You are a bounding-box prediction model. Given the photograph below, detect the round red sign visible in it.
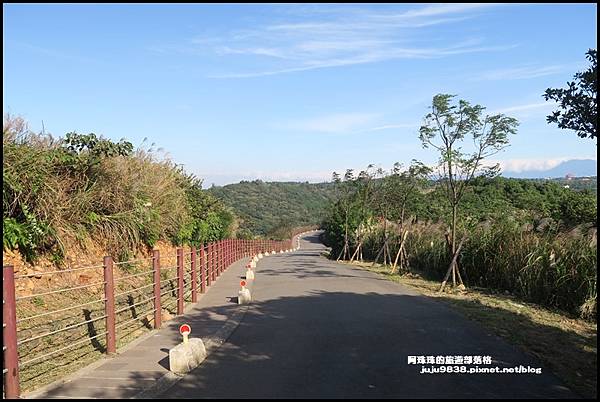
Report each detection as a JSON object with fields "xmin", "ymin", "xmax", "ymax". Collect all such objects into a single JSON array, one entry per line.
[
  {"xmin": 240, "ymin": 280, "xmax": 246, "ymax": 287},
  {"xmin": 179, "ymin": 324, "xmax": 191, "ymax": 334}
]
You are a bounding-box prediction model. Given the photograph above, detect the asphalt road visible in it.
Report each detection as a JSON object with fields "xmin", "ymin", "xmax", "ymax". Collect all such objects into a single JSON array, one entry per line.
[{"xmin": 164, "ymin": 232, "xmax": 576, "ymax": 399}]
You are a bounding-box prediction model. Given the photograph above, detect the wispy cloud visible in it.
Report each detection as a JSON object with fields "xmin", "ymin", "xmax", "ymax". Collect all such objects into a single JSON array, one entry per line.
[
  {"xmin": 473, "ymin": 64, "xmax": 578, "ymax": 81},
  {"xmin": 209, "ymin": 41, "xmax": 516, "ymax": 78},
  {"xmin": 6, "ymin": 40, "xmax": 100, "ymax": 64},
  {"xmin": 274, "ymin": 113, "xmax": 381, "ymax": 134},
  {"xmin": 272, "ymin": 112, "xmax": 422, "ymax": 135},
  {"xmin": 355, "ymin": 123, "xmax": 420, "ymax": 133},
  {"xmin": 489, "ymin": 102, "xmax": 554, "ymax": 115},
  {"xmin": 153, "ymin": 3, "xmax": 515, "ymax": 78}
]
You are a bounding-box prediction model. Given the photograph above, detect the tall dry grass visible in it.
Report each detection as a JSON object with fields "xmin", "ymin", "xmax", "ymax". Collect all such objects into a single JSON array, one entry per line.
[
  {"xmin": 357, "ymin": 220, "xmax": 596, "ymax": 320},
  {"xmin": 3, "ymin": 114, "xmax": 229, "ymax": 263}
]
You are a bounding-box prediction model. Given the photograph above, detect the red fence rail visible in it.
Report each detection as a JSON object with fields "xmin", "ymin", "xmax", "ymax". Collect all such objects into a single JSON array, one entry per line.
[{"xmin": 1, "ymin": 234, "xmax": 309, "ymax": 399}]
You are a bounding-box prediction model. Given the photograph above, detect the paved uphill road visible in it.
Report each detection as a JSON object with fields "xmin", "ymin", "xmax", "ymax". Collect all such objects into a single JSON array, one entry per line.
[{"xmin": 164, "ymin": 232, "xmax": 576, "ymax": 399}]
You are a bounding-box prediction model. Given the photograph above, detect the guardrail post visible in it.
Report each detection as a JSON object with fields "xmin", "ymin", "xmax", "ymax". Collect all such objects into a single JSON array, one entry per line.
[
  {"xmin": 220, "ymin": 240, "xmax": 224, "ymax": 274},
  {"xmin": 152, "ymin": 250, "xmax": 161, "ymax": 329},
  {"xmin": 215, "ymin": 240, "xmax": 221, "ymax": 278},
  {"xmin": 176, "ymin": 248, "xmax": 184, "ymax": 315},
  {"xmin": 225, "ymin": 240, "xmax": 229, "ymax": 270},
  {"xmin": 227, "ymin": 239, "xmax": 230, "ymax": 268},
  {"xmin": 3, "ymin": 265, "xmax": 20, "ymax": 399},
  {"xmin": 191, "ymin": 247, "xmax": 197, "ymax": 303},
  {"xmin": 200, "ymin": 245, "xmax": 206, "ymax": 293},
  {"xmin": 223, "ymin": 240, "xmax": 227, "ymax": 270},
  {"xmin": 207, "ymin": 243, "xmax": 213, "ymax": 286},
  {"xmin": 103, "ymin": 256, "xmax": 116, "ymax": 355}
]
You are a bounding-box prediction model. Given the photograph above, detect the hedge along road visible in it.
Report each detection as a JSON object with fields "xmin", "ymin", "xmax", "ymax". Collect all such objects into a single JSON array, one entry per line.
[{"xmin": 163, "ymin": 231, "xmax": 576, "ymax": 399}]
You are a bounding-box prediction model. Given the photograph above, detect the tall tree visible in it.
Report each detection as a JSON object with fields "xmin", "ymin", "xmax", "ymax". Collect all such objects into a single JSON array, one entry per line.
[
  {"xmin": 419, "ymin": 94, "xmax": 518, "ymax": 291},
  {"xmin": 332, "ymin": 169, "xmax": 357, "ymax": 261},
  {"xmin": 543, "ymin": 49, "xmax": 597, "ymax": 140},
  {"xmin": 349, "ymin": 165, "xmax": 378, "ymax": 263}
]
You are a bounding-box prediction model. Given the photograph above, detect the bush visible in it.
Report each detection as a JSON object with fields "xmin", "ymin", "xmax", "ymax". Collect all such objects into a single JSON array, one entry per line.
[{"xmin": 3, "ymin": 114, "xmax": 237, "ymax": 262}]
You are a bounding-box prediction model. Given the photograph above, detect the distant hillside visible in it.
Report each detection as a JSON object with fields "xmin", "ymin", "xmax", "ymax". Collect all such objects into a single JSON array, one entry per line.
[
  {"xmin": 208, "ymin": 180, "xmax": 337, "ymax": 236},
  {"xmin": 504, "ymin": 159, "xmax": 597, "ymax": 179},
  {"xmin": 209, "ymin": 173, "xmax": 596, "ymax": 237}
]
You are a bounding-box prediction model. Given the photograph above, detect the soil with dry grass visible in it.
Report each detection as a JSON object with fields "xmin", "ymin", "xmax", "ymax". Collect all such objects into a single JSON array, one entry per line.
[
  {"xmin": 344, "ymin": 260, "xmax": 597, "ymax": 399},
  {"xmin": 3, "ymin": 241, "xmax": 186, "ymax": 394}
]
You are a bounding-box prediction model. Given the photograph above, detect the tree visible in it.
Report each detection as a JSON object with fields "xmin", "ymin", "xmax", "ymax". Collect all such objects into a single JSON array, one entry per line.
[
  {"xmin": 543, "ymin": 49, "xmax": 597, "ymax": 140},
  {"xmin": 419, "ymin": 94, "xmax": 518, "ymax": 291},
  {"xmin": 332, "ymin": 169, "xmax": 356, "ymax": 261},
  {"xmin": 349, "ymin": 165, "xmax": 378, "ymax": 263},
  {"xmin": 386, "ymin": 160, "xmax": 431, "ymax": 273}
]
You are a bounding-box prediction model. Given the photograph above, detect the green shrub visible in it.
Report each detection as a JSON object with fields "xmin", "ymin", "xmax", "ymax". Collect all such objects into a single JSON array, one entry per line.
[{"xmin": 3, "ymin": 114, "xmax": 236, "ymax": 262}]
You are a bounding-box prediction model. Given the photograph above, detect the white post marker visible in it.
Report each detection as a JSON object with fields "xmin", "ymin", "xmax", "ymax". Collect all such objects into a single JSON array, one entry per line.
[
  {"xmin": 246, "ymin": 263, "xmax": 255, "ymax": 280},
  {"xmin": 238, "ymin": 280, "xmax": 251, "ymax": 304},
  {"xmin": 169, "ymin": 323, "xmax": 207, "ymax": 374}
]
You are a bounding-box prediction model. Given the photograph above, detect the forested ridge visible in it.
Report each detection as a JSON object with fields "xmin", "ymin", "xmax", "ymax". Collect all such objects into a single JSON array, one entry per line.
[
  {"xmin": 209, "ymin": 176, "xmax": 596, "ymax": 237},
  {"xmin": 208, "ymin": 180, "xmax": 336, "ymax": 237}
]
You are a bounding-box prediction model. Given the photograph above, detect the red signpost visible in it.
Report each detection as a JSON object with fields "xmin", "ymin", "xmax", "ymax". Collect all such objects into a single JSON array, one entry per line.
[{"xmin": 179, "ymin": 324, "xmax": 191, "ymax": 335}]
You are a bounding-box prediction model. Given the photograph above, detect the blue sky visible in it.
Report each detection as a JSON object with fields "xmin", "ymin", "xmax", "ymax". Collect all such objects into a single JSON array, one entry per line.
[{"xmin": 3, "ymin": 3, "xmax": 597, "ymax": 187}]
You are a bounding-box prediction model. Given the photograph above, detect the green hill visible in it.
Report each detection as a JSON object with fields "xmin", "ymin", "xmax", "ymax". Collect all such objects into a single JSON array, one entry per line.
[
  {"xmin": 208, "ymin": 176, "xmax": 596, "ymax": 238},
  {"xmin": 208, "ymin": 180, "xmax": 337, "ymax": 236}
]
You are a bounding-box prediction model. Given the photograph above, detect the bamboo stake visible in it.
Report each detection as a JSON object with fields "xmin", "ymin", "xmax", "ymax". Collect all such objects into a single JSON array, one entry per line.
[{"xmin": 439, "ymin": 238, "xmax": 465, "ymax": 293}]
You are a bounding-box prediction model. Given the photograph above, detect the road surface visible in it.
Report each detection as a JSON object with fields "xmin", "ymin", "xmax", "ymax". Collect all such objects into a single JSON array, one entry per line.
[{"xmin": 164, "ymin": 232, "xmax": 575, "ymax": 399}]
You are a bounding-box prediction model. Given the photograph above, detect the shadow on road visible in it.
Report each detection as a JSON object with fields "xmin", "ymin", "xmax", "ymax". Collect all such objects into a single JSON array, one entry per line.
[{"xmin": 42, "ymin": 290, "xmax": 588, "ymax": 399}]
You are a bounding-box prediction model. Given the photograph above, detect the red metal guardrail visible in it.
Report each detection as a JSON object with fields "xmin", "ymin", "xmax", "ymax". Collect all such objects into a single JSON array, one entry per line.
[{"xmin": 2, "ymin": 234, "xmax": 307, "ymax": 399}]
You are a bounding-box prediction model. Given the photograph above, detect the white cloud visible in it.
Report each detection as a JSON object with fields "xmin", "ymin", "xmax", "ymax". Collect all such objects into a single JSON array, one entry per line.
[
  {"xmin": 474, "ymin": 64, "xmax": 575, "ymax": 81},
  {"xmin": 488, "ymin": 101, "xmax": 559, "ymax": 121},
  {"xmin": 274, "ymin": 113, "xmax": 380, "ymax": 134},
  {"xmin": 201, "ymin": 169, "xmax": 336, "ymax": 187},
  {"xmin": 356, "ymin": 123, "xmax": 419, "ymax": 132},
  {"xmin": 489, "ymin": 102, "xmax": 554, "ymax": 115},
  {"xmin": 156, "ymin": 3, "xmax": 515, "ymax": 78},
  {"xmin": 490, "ymin": 156, "xmax": 596, "ymax": 173},
  {"xmin": 396, "ymin": 3, "xmax": 497, "ymax": 19}
]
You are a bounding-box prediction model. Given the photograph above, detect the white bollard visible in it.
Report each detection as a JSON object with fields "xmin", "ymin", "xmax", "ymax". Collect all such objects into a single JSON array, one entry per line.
[
  {"xmin": 169, "ymin": 339, "xmax": 207, "ymax": 375},
  {"xmin": 246, "ymin": 268, "xmax": 255, "ymax": 280},
  {"xmin": 169, "ymin": 325, "xmax": 207, "ymax": 375},
  {"xmin": 238, "ymin": 281, "xmax": 251, "ymax": 304}
]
